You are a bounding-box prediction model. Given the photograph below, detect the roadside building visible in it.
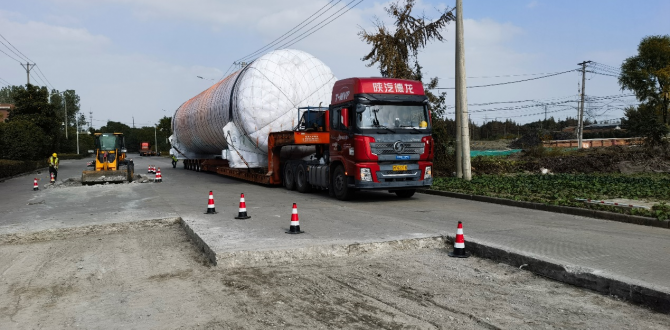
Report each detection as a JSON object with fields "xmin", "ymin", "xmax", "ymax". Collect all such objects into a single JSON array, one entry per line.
[{"xmin": 0, "ymin": 103, "xmax": 14, "ymax": 122}]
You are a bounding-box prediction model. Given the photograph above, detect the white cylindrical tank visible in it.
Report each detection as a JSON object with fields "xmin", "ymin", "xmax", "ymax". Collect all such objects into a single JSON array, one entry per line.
[{"xmin": 172, "ymin": 49, "xmax": 336, "ymax": 163}]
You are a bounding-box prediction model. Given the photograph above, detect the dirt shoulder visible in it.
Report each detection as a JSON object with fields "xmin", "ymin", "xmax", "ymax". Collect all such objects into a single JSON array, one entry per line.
[{"xmin": 1, "ymin": 224, "xmax": 669, "ymax": 329}]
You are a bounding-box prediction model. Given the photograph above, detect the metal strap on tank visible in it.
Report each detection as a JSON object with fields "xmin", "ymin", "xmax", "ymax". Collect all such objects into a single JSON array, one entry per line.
[{"xmin": 229, "ymin": 62, "xmax": 255, "ymax": 120}]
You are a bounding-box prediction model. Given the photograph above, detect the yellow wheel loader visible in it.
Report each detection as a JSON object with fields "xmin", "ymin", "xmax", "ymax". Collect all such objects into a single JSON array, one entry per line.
[{"xmin": 82, "ymin": 133, "xmax": 135, "ymax": 184}]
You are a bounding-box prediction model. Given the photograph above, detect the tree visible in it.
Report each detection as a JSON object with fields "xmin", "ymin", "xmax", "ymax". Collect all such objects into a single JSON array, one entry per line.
[
  {"xmin": 622, "ymin": 105, "xmax": 669, "ymax": 146},
  {"xmin": 8, "ymin": 84, "xmax": 60, "ymax": 150},
  {"xmin": 358, "ymin": 0, "xmax": 455, "ymax": 118},
  {"xmin": 0, "ymin": 120, "xmax": 47, "ymax": 160},
  {"xmin": 0, "ymin": 85, "xmax": 23, "ymax": 104},
  {"xmin": 619, "ymin": 35, "xmax": 670, "ymax": 125}
]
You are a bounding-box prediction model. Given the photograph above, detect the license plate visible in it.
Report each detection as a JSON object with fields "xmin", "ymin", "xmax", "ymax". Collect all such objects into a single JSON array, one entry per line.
[{"xmin": 392, "ymin": 165, "xmax": 408, "ymax": 171}]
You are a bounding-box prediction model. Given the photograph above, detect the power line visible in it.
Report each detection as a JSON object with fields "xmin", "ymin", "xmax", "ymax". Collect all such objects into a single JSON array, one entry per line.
[
  {"xmin": 220, "ymin": 0, "xmax": 343, "ymax": 79},
  {"xmin": 0, "ymin": 47, "xmax": 22, "ymax": 63},
  {"xmin": 34, "ymin": 64, "xmax": 55, "ymax": 90},
  {"xmin": 220, "ymin": 0, "xmax": 361, "ymax": 80},
  {"xmin": 0, "ymin": 77, "xmax": 11, "ymax": 85},
  {"xmin": 432, "ymin": 69, "xmax": 577, "ymax": 89},
  {"xmin": 235, "ymin": 0, "xmax": 341, "ymax": 64},
  {"xmin": 275, "ymin": 0, "xmax": 363, "ymax": 49},
  {"xmin": 447, "ymin": 71, "xmax": 571, "ymax": 79},
  {"xmin": 0, "ymin": 33, "xmax": 33, "ymax": 62}
]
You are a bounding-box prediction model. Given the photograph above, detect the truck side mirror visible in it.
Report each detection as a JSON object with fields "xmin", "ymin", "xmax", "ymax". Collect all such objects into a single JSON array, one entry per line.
[
  {"xmin": 341, "ymin": 108, "xmax": 349, "ymax": 128},
  {"xmin": 356, "ymin": 104, "xmax": 366, "ymax": 113}
]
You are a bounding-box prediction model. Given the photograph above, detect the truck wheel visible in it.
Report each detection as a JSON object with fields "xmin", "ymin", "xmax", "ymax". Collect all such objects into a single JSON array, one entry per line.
[
  {"xmin": 295, "ymin": 163, "xmax": 312, "ymax": 193},
  {"xmin": 395, "ymin": 189, "xmax": 416, "ymax": 198},
  {"xmin": 284, "ymin": 163, "xmax": 296, "ymax": 190},
  {"xmin": 332, "ymin": 166, "xmax": 352, "ymax": 201}
]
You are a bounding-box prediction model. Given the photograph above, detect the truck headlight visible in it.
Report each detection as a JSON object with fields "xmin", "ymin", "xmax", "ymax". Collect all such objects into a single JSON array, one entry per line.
[
  {"xmin": 424, "ymin": 166, "xmax": 432, "ymax": 180},
  {"xmin": 360, "ymin": 168, "xmax": 372, "ymax": 181}
]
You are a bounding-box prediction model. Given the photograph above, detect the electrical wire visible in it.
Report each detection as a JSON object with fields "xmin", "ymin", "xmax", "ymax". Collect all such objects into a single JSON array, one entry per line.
[
  {"xmin": 0, "ymin": 47, "xmax": 22, "ymax": 63},
  {"xmin": 275, "ymin": 0, "xmax": 363, "ymax": 49},
  {"xmin": 219, "ymin": 0, "xmax": 362, "ymax": 80},
  {"xmin": 235, "ymin": 0, "xmax": 341, "ymax": 64},
  {"xmin": 0, "ymin": 33, "xmax": 33, "ymax": 62},
  {"xmin": 34, "ymin": 65, "xmax": 55, "ymax": 90},
  {"xmin": 0, "ymin": 77, "xmax": 11, "ymax": 85},
  {"xmin": 431, "ymin": 69, "xmax": 577, "ymax": 89},
  {"xmin": 447, "ymin": 71, "xmax": 571, "ymax": 79}
]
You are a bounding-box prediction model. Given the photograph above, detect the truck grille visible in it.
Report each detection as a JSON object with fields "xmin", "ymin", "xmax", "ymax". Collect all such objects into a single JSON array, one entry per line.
[{"xmin": 370, "ymin": 142, "xmax": 424, "ymax": 155}]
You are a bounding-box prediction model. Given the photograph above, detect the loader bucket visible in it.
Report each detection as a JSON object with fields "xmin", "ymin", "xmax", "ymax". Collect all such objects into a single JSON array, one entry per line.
[{"xmin": 81, "ymin": 168, "xmax": 133, "ymax": 185}]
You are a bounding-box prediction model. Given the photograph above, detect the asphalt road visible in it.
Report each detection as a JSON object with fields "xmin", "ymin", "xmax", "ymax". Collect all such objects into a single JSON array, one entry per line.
[{"xmin": 1, "ymin": 154, "xmax": 669, "ymax": 295}]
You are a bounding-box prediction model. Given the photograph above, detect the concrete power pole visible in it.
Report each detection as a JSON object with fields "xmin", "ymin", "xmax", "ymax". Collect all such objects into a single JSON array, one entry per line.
[
  {"xmin": 455, "ymin": 0, "xmax": 471, "ymax": 180},
  {"xmin": 577, "ymin": 61, "xmax": 591, "ymax": 149},
  {"xmin": 20, "ymin": 62, "xmax": 35, "ymax": 85}
]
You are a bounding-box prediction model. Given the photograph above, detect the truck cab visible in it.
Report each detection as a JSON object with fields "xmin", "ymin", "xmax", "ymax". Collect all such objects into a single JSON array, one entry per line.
[{"xmin": 325, "ymin": 78, "xmax": 434, "ymax": 199}]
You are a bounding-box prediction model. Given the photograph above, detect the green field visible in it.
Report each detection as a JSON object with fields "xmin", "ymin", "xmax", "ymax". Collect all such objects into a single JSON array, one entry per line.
[{"xmin": 432, "ymin": 173, "xmax": 670, "ymax": 220}]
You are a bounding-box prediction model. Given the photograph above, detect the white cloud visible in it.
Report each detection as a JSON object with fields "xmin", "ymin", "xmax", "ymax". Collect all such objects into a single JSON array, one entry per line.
[{"xmin": 0, "ymin": 1, "xmax": 558, "ymax": 126}]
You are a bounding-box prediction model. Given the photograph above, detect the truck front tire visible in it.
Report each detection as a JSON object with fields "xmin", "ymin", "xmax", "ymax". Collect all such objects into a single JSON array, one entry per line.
[{"xmin": 332, "ymin": 165, "xmax": 352, "ymax": 201}]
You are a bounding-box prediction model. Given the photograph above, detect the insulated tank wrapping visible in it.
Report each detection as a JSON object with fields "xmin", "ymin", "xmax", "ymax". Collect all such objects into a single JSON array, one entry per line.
[{"xmin": 172, "ymin": 49, "xmax": 337, "ymax": 163}]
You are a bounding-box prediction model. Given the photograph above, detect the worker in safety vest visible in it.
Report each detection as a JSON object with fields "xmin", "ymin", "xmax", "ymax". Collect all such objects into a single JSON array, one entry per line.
[
  {"xmin": 171, "ymin": 154, "xmax": 178, "ymax": 168},
  {"xmin": 49, "ymin": 153, "xmax": 59, "ymax": 181}
]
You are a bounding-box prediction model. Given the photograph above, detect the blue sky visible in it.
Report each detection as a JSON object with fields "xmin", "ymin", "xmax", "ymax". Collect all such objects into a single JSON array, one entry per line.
[{"xmin": 1, "ymin": 0, "xmax": 668, "ymax": 127}]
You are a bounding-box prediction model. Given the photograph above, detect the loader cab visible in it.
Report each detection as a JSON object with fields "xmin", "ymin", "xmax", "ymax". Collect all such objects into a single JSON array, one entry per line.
[{"xmin": 95, "ymin": 133, "xmax": 126, "ymax": 152}]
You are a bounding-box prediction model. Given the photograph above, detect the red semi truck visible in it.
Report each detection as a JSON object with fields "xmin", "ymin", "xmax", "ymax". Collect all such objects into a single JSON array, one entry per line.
[
  {"xmin": 139, "ymin": 142, "xmax": 155, "ymax": 156},
  {"xmin": 180, "ymin": 77, "xmax": 434, "ymax": 200}
]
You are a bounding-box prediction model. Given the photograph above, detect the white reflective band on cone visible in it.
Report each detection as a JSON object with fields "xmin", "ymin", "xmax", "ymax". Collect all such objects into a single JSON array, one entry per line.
[
  {"xmin": 457, "ymin": 228, "xmax": 463, "ymax": 235},
  {"xmin": 239, "ymin": 208, "xmax": 246, "ymax": 212},
  {"xmin": 454, "ymin": 242, "xmax": 465, "ymax": 248}
]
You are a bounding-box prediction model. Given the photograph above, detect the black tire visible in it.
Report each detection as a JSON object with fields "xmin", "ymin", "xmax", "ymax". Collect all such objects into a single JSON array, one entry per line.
[
  {"xmin": 196, "ymin": 162, "xmax": 200, "ymax": 172},
  {"xmin": 284, "ymin": 163, "xmax": 296, "ymax": 190},
  {"xmin": 395, "ymin": 189, "xmax": 416, "ymax": 198},
  {"xmin": 332, "ymin": 165, "xmax": 353, "ymax": 201},
  {"xmin": 295, "ymin": 163, "xmax": 312, "ymax": 193}
]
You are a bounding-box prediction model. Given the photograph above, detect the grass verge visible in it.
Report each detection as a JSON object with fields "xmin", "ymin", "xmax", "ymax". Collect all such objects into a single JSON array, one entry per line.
[{"xmin": 432, "ymin": 173, "xmax": 670, "ymax": 220}]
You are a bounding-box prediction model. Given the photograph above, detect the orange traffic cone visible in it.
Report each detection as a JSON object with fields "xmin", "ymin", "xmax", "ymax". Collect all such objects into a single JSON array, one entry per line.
[
  {"xmin": 448, "ymin": 221, "xmax": 469, "ymax": 258},
  {"xmin": 235, "ymin": 193, "xmax": 251, "ymax": 219},
  {"xmin": 286, "ymin": 203, "xmax": 304, "ymax": 234},
  {"xmin": 50, "ymin": 172, "xmax": 55, "ymax": 183},
  {"xmin": 155, "ymin": 168, "xmax": 162, "ymax": 182},
  {"xmin": 205, "ymin": 191, "xmax": 217, "ymax": 214},
  {"xmin": 33, "ymin": 178, "xmax": 39, "ymax": 191}
]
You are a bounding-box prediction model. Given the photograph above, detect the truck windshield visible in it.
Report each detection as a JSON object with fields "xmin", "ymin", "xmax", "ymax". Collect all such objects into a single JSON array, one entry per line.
[
  {"xmin": 356, "ymin": 104, "xmax": 429, "ymax": 130},
  {"xmin": 99, "ymin": 135, "xmax": 118, "ymax": 151}
]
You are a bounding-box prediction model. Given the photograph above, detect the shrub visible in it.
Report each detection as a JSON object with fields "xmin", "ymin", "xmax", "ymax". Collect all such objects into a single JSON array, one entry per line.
[
  {"xmin": 0, "ymin": 159, "xmax": 43, "ymax": 179},
  {"xmin": 1, "ymin": 120, "xmax": 48, "ymax": 160}
]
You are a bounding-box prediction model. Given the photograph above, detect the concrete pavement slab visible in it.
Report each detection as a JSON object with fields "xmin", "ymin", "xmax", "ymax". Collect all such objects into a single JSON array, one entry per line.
[{"xmin": 1, "ymin": 154, "xmax": 669, "ymax": 310}]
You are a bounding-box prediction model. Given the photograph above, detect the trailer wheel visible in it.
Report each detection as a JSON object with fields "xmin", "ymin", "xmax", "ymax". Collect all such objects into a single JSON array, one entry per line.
[
  {"xmin": 395, "ymin": 189, "xmax": 415, "ymax": 198},
  {"xmin": 196, "ymin": 162, "xmax": 200, "ymax": 172},
  {"xmin": 284, "ymin": 163, "xmax": 296, "ymax": 190},
  {"xmin": 332, "ymin": 165, "xmax": 352, "ymax": 201},
  {"xmin": 295, "ymin": 163, "xmax": 312, "ymax": 193}
]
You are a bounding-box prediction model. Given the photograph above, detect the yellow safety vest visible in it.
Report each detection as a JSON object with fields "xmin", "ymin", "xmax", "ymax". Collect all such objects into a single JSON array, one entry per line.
[{"xmin": 49, "ymin": 156, "xmax": 59, "ymax": 169}]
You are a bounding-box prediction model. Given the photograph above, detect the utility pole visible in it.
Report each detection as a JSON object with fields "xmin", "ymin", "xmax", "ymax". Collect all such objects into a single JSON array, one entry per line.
[
  {"xmin": 133, "ymin": 117, "xmax": 135, "ymax": 128},
  {"xmin": 64, "ymin": 95, "xmax": 68, "ymax": 139},
  {"xmin": 20, "ymin": 62, "xmax": 34, "ymax": 85},
  {"xmin": 89, "ymin": 111, "xmax": 93, "ymax": 130},
  {"xmin": 76, "ymin": 115, "xmax": 79, "ymax": 154},
  {"xmin": 455, "ymin": 0, "xmax": 471, "ymax": 180},
  {"xmin": 154, "ymin": 125, "xmax": 158, "ymax": 156},
  {"xmin": 577, "ymin": 60, "xmax": 591, "ymax": 149}
]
